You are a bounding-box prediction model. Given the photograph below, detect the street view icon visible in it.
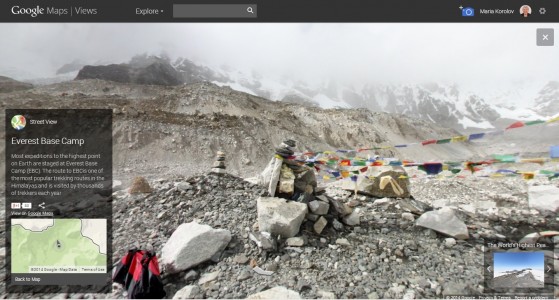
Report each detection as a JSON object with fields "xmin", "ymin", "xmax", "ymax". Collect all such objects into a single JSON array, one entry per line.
[{"xmin": 11, "ymin": 115, "xmax": 26, "ymax": 130}]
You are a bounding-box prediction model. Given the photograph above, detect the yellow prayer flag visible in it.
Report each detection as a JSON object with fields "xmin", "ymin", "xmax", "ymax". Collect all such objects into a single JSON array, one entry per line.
[
  {"xmin": 341, "ymin": 171, "xmax": 350, "ymax": 178},
  {"xmin": 451, "ymin": 136, "xmax": 468, "ymax": 143},
  {"xmin": 547, "ymin": 116, "xmax": 559, "ymax": 123},
  {"xmin": 521, "ymin": 172, "xmax": 535, "ymax": 180}
]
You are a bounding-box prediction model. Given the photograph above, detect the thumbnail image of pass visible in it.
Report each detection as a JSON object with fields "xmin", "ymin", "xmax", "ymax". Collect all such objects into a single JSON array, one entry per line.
[{"xmin": 11, "ymin": 219, "xmax": 107, "ymax": 274}]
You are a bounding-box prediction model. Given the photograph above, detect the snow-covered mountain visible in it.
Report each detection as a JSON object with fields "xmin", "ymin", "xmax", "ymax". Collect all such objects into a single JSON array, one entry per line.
[
  {"xmin": 169, "ymin": 57, "xmax": 558, "ymax": 132},
  {"xmin": 493, "ymin": 268, "xmax": 545, "ymax": 288},
  {"xmin": 8, "ymin": 55, "xmax": 559, "ymax": 133}
]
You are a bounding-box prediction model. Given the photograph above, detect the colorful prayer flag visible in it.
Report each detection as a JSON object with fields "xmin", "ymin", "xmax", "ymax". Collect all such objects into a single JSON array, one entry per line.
[
  {"xmin": 421, "ymin": 139, "xmax": 437, "ymax": 146},
  {"xmin": 468, "ymin": 133, "xmax": 485, "ymax": 141},
  {"xmin": 506, "ymin": 121, "xmax": 525, "ymax": 130},
  {"xmin": 525, "ymin": 120, "xmax": 545, "ymax": 126},
  {"xmin": 451, "ymin": 136, "xmax": 468, "ymax": 143},
  {"xmin": 340, "ymin": 159, "xmax": 351, "ymax": 166},
  {"xmin": 436, "ymin": 139, "xmax": 451, "ymax": 144}
]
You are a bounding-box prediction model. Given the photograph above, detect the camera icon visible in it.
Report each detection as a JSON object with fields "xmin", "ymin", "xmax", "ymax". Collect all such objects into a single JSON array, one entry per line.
[{"xmin": 462, "ymin": 7, "xmax": 475, "ymax": 17}]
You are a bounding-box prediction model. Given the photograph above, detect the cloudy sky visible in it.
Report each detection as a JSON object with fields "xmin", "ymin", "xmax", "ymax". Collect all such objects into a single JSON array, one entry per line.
[{"xmin": 0, "ymin": 23, "xmax": 557, "ymax": 90}]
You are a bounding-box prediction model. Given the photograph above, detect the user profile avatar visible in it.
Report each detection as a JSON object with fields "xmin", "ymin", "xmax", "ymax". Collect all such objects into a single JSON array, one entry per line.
[
  {"xmin": 11, "ymin": 115, "xmax": 26, "ymax": 130},
  {"xmin": 520, "ymin": 5, "xmax": 532, "ymax": 18}
]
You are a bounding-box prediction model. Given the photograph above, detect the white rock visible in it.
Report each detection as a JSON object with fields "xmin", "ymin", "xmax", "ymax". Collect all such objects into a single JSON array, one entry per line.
[
  {"xmin": 403, "ymin": 289, "xmax": 416, "ymax": 299},
  {"xmin": 336, "ymin": 238, "xmax": 350, "ymax": 246},
  {"xmin": 528, "ymin": 185, "xmax": 559, "ymax": 212},
  {"xmin": 112, "ymin": 180, "xmax": 124, "ymax": 191},
  {"xmin": 343, "ymin": 208, "xmax": 360, "ymax": 226},
  {"xmin": 173, "ymin": 285, "xmax": 200, "ymax": 299},
  {"xmin": 373, "ymin": 198, "xmax": 391, "ymax": 206},
  {"xmin": 286, "ymin": 237, "xmax": 305, "ymax": 247},
  {"xmin": 257, "ymin": 197, "xmax": 308, "ymax": 238},
  {"xmin": 444, "ymin": 238, "xmax": 456, "ymax": 248},
  {"xmin": 415, "ymin": 207, "xmax": 469, "ymax": 240},
  {"xmin": 247, "ymin": 286, "xmax": 301, "ymax": 299},
  {"xmin": 198, "ymin": 271, "xmax": 220, "ymax": 285},
  {"xmin": 317, "ymin": 290, "xmax": 336, "ymax": 299},
  {"xmin": 160, "ymin": 222, "xmax": 231, "ymax": 273}
]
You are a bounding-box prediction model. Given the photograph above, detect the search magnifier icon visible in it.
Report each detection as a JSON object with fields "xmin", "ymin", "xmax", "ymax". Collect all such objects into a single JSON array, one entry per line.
[{"xmin": 247, "ymin": 6, "xmax": 254, "ymax": 13}]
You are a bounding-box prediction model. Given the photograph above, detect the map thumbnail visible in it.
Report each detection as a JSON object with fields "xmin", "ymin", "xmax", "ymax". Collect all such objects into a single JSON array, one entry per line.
[{"xmin": 11, "ymin": 219, "xmax": 107, "ymax": 273}]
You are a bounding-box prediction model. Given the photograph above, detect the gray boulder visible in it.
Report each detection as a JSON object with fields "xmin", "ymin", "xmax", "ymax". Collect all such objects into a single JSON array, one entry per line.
[
  {"xmin": 342, "ymin": 208, "xmax": 360, "ymax": 226},
  {"xmin": 173, "ymin": 285, "xmax": 201, "ymax": 299},
  {"xmin": 337, "ymin": 166, "xmax": 410, "ymax": 198},
  {"xmin": 247, "ymin": 286, "xmax": 301, "ymax": 299},
  {"xmin": 308, "ymin": 200, "xmax": 329, "ymax": 215},
  {"xmin": 160, "ymin": 222, "xmax": 231, "ymax": 273},
  {"xmin": 415, "ymin": 207, "xmax": 469, "ymax": 239},
  {"xmin": 528, "ymin": 185, "xmax": 559, "ymax": 212},
  {"xmin": 257, "ymin": 197, "xmax": 307, "ymax": 238}
]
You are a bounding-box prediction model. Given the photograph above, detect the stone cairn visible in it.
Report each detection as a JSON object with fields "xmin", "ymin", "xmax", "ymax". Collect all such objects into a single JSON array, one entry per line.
[
  {"xmin": 275, "ymin": 139, "xmax": 296, "ymax": 158},
  {"xmin": 211, "ymin": 150, "xmax": 226, "ymax": 174}
]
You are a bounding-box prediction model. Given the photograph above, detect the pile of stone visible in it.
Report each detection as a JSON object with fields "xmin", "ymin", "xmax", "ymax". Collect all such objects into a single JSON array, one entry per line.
[
  {"xmin": 257, "ymin": 139, "xmax": 317, "ymax": 200},
  {"xmin": 211, "ymin": 150, "xmax": 226, "ymax": 174},
  {"xmin": 128, "ymin": 176, "xmax": 152, "ymax": 194},
  {"xmin": 275, "ymin": 139, "xmax": 296, "ymax": 159}
]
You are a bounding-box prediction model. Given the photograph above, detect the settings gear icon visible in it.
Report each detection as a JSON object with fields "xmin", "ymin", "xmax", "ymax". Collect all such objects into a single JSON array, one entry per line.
[{"xmin": 539, "ymin": 7, "xmax": 546, "ymax": 14}]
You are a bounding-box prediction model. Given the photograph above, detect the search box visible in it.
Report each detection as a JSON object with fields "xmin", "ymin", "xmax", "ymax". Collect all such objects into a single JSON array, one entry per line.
[{"xmin": 173, "ymin": 4, "xmax": 257, "ymax": 18}]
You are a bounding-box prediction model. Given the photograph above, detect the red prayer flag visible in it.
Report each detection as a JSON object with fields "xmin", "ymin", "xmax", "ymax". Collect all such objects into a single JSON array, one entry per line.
[
  {"xmin": 340, "ymin": 159, "xmax": 351, "ymax": 166},
  {"xmin": 505, "ymin": 121, "xmax": 525, "ymax": 130},
  {"xmin": 421, "ymin": 139, "xmax": 437, "ymax": 146}
]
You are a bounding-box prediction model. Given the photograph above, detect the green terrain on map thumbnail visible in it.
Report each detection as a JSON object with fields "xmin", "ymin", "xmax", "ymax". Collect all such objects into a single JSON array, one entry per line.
[{"xmin": 11, "ymin": 219, "xmax": 106, "ymax": 273}]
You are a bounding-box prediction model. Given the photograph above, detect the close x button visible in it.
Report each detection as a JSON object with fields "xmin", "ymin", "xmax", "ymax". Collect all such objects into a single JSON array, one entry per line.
[{"xmin": 537, "ymin": 28, "xmax": 554, "ymax": 46}]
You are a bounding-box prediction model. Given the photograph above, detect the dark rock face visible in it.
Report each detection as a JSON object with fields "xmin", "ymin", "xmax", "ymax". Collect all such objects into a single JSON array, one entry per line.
[
  {"xmin": 0, "ymin": 76, "xmax": 33, "ymax": 93},
  {"xmin": 75, "ymin": 60, "xmax": 183, "ymax": 86},
  {"xmin": 76, "ymin": 65, "xmax": 132, "ymax": 83}
]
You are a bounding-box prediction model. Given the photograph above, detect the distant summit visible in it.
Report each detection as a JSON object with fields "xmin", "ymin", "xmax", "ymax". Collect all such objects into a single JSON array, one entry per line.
[
  {"xmin": 75, "ymin": 56, "xmax": 183, "ymax": 86},
  {"xmin": 493, "ymin": 268, "xmax": 544, "ymax": 288}
]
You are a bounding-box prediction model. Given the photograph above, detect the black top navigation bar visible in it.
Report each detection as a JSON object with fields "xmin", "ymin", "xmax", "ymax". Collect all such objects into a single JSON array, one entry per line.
[{"xmin": 1, "ymin": 0, "xmax": 558, "ymax": 22}]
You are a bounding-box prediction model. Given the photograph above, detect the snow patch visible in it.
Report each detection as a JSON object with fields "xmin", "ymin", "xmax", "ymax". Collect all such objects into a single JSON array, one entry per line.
[
  {"xmin": 212, "ymin": 81, "xmax": 257, "ymax": 96},
  {"xmin": 312, "ymin": 94, "xmax": 351, "ymax": 109},
  {"xmin": 458, "ymin": 117, "xmax": 494, "ymax": 129}
]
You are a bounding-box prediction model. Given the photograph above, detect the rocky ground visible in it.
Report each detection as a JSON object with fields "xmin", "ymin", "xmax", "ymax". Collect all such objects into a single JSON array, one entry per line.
[
  {"xmin": 3, "ymin": 170, "xmax": 557, "ymax": 299},
  {"xmin": 0, "ymin": 78, "xmax": 558, "ymax": 299}
]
